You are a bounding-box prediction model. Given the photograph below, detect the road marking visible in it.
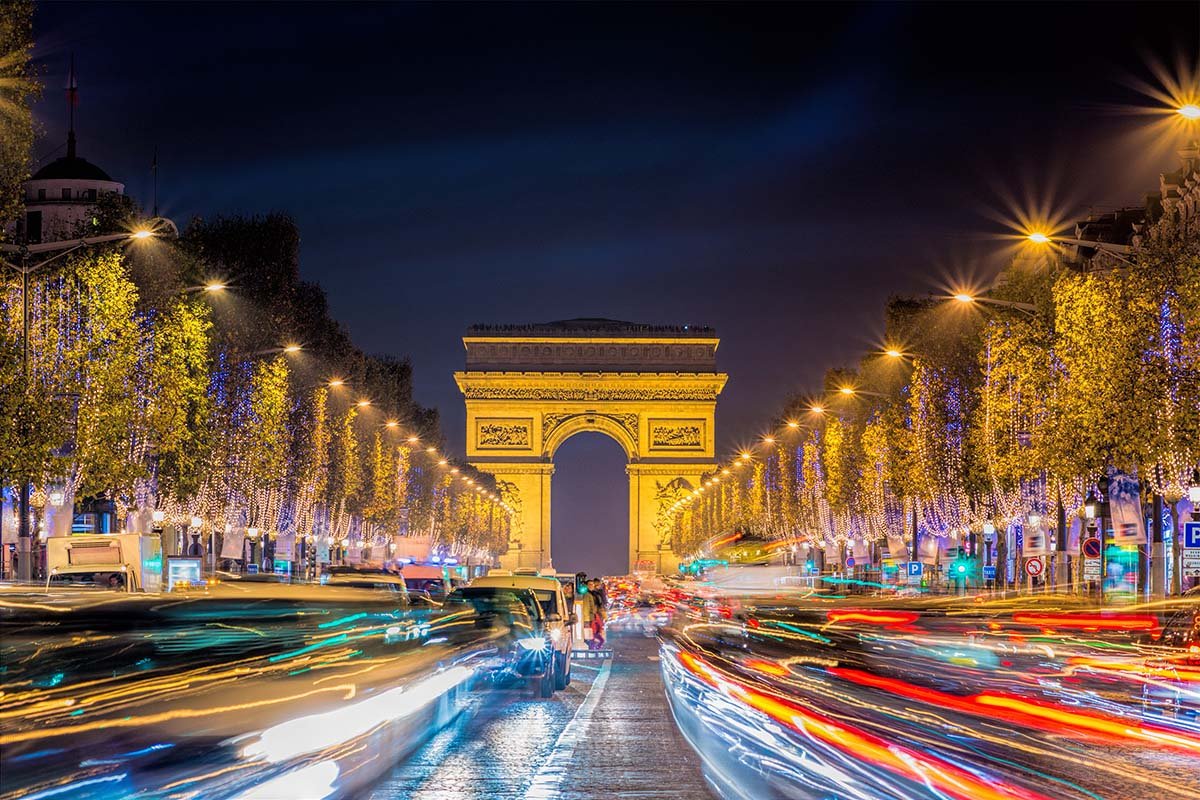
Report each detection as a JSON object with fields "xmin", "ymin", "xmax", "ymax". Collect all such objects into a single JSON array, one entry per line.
[{"xmin": 523, "ymin": 658, "xmax": 612, "ymax": 800}]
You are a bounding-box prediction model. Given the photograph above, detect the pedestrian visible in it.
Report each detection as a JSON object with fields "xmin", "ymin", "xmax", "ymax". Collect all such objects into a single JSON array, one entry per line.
[
  {"xmin": 577, "ymin": 577, "xmax": 599, "ymax": 649},
  {"xmin": 588, "ymin": 578, "xmax": 606, "ymax": 649}
]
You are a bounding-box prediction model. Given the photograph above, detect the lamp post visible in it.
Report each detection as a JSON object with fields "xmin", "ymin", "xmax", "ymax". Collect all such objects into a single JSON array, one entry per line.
[
  {"xmin": 1025, "ymin": 231, "xmax": 1136, "ymax": 268},
  {"xmin": 949, "ymin": 291, "xmax": 1040, "ymax": 318},
  {"xmin": 0, "ymin": 218, "xmax": 177, "ymax": 582}
]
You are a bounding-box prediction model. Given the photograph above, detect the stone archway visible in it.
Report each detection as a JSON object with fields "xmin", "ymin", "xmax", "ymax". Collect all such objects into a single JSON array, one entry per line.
[{"xmin": 454, "ymin": 319, "xmax": 727, "ymax": 574}]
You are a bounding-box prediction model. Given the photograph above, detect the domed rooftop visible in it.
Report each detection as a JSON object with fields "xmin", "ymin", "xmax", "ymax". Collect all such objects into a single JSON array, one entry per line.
[{"xmin": 31, "ymin": 154, "xmax": 115, "ymax": 182}]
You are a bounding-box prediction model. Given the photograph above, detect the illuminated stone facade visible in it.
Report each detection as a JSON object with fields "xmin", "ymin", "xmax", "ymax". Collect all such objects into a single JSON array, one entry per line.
[{"xmin": 455, "ymin": 319, "xmax": 727, "ymax": 574}]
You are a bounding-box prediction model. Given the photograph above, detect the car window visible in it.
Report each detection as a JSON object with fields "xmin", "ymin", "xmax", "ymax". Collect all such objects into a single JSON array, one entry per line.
[
  {"xmin": 533, "ymin": 589, "xmax": 558, "ymax": 616},
  {"xmin": 334, "ymin": 580, "xmax": 402, "ymax": 592}
]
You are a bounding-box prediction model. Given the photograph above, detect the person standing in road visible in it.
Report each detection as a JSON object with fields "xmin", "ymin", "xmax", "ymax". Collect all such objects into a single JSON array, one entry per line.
[
  {"xmin": 587, "ymin": 578, "xmax": 606, "ymax": 649},
  {"xmin": 577, "ymin": 575, "xmax": 599, "ymax": 648}
]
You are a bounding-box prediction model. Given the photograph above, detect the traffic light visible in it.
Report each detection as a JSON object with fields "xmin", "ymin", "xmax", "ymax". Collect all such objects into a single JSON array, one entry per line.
[{"xmin": 950, "ymin": 557, "xmax": 974, "ymax": 578}]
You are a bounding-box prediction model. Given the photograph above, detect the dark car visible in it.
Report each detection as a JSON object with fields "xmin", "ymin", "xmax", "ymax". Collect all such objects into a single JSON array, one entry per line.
[
  {"xmin": 1142, "ymin": 599, "xmax": 1200, "ymax": 718},
  {"xmin": 442, "ymin": 586, "xmax": 557, "ymax": 697}
]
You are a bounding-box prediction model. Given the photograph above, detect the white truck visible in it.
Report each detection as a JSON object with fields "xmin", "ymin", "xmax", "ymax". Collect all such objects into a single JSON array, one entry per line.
[{"xmin": 44, "ymin": 533, "xmax": 163, "ymax": 592}]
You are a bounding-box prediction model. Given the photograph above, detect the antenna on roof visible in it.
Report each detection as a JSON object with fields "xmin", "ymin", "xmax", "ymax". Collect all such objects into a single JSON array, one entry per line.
[
  {"xmin": 66, "ymin": 54, "xmax": 79, "ymax": 159},
  {"xmin": 152, "ymin": 145, "xmax": 158, "ymax": 216}
]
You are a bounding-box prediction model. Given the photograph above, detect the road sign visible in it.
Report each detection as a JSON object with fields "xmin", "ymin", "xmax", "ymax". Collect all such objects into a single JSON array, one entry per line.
[
  {"xmin": 1024, "ymin": 557, "xmax": 1044, "ymax": 578},
  {"xmin": 906, "ymin": 561, "xmax": 923, "ymax": 577},
  {"xmin": 845, "ymin": 556, "xmax": 855, "ymax": 568},
  {"xmin": 1183, "ymin": 549, "xmax": 1200, "ymax": 577},
  {"xmin": 1184, "ymin": 522, "xmax": 1200, "ymax": 549},
  {"xmin": 1083, "ymin": 557, "xmax": 1101, "ymax": 580},
  {"xmin": 982, "ymin": 565, "xmax": 996, "ymax": 580},
  {"xmin": 1081, "ymin": 537, "xmax": 1102, "ymax": 558}
]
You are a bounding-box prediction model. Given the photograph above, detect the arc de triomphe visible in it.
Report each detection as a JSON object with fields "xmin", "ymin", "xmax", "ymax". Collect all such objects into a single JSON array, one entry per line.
[{"xmin": 455, "ymin": 319, "xmax": 727, "ymax": 574}]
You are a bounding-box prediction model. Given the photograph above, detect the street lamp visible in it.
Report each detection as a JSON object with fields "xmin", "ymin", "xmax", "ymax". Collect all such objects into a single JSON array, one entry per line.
[
  {"xmin": 1025, "ymin": 231, "xmax": 1136, "ymax": 267},
  {"xmin": 1189, "ymin": 469, "xmax": 1200, "ymax": 504},
  {"xmin": 949, "ymin": 290, "xmax": 1040, "ymax": 317},
  {"xmin": 1178, "ymin": 103, "xmax": 1200, "ymax": 120},
  {"xmin": 0, "ymin": 217, "xmax": 178, "ymax": 582},
  {"xmin": 1084, "ymin": 492, "xmax": 1098, "ymax": 520}
]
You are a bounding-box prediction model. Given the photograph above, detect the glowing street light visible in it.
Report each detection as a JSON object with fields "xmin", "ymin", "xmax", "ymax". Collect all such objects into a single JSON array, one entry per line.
[
  {"xmin": 786, "ymin": 420, "xmax": 800, "ymax": 428},
  {"xmin": 283, "ymin": 344, "xmax": 303, "ymax": 354},
  {"xmin": 385, "ymin": 420, "xmax": 399, "ymax": 428},
  {"xmin": 1178, "ymin": 103, "xmax": 1200, "ymax": 120},
  {"xmin": 203, "ymin": 282, "xmax": 228, "ymax": 293},
  {"xmin": 948, "ymin": 290, "xmax": 1039, "ymax": 317},
  {"xmin": 131, "ymin": 229, "xmax": 154, "ymax": 240},
  {"xmin": 838, "ymin": 386, "xmax": 856, "ymax": 395},
  {"xmin": 327, "ymin": 378, "xmax": 345, "ymax": 388},
  {"xmin": 356, "ymin": 399, "xmax": 371, "ymax": 408},
  {"xmin": 810, "ymin": 405, "xmax": 825, "ymax": 414},
  {"xmin": 884, "ymin": 348, "xmax": 904, "ymax": 358},
  {"xmin": 1023, "ymin": 231, "xmax": 1135, "ymax": 267}
]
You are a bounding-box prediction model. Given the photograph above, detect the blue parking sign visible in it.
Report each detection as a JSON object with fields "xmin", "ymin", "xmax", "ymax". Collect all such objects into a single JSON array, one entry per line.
[
  {"xmin": 906, "ymin": 561, "xmax": 923, "ymax": 577},
  {"xmin": 983, "ymin": 565, "xmax": 996, "ymax": 580},
  {"xmin": 1185, "ymin": 521, "xmax": 1200, "ymax": 549}
]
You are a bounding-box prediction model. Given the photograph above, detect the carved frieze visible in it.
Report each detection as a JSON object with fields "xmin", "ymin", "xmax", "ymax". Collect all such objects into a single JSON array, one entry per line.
[
  {"xmin": 462, "ymin": 385, "xmax": 721, "ymax": 401},
  {"xmin": 649, "ymin": 419, "xmax": 705, "ymax": 450},
  {"xmin": 464, "ymin": 341, "xmax": 717, "ymax": 371},
  {"xmin": 476, "ymin": 418, "xmax": 532, "ymax": 449}
]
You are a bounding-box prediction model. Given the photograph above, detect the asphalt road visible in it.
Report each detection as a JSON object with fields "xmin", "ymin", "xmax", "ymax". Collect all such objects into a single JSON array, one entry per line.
[{"xmin": 370, "ymin": 631, "xmax": 718, "ymax": 800}]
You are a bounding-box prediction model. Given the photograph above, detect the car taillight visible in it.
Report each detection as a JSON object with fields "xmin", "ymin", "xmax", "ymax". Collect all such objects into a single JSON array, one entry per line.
[{"xmin": 1188, "ymin": 643, "xmax": 1199, "ymax": 654}]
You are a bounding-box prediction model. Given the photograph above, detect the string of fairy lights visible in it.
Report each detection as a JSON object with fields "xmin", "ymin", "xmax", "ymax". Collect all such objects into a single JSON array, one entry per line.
[{"xmin": 290, "ymin": 373, "xmax": 515, "ymax": 521}]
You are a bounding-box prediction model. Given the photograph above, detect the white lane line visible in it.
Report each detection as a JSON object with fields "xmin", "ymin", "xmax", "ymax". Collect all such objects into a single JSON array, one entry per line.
[{"xmin": 523, "ymin": 658, "xmax": 613, "ymax": 800}]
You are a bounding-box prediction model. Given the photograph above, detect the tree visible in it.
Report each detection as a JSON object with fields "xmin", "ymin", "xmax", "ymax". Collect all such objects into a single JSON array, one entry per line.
[{"xmin": 0, "ymin": 0, "xmax": 36, "ymax": 235}]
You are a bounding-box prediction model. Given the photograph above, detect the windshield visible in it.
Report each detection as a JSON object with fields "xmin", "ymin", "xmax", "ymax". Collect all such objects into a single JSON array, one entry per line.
[{"xmin": 446, "ymin": 588, "xmax": 541, "ymax": 620}]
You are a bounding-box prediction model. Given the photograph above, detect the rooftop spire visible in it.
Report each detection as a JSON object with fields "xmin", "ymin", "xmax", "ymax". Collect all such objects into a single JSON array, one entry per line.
[{"xmin": 66, "ymin": 54, "xmax": 78, "ymax": 159}]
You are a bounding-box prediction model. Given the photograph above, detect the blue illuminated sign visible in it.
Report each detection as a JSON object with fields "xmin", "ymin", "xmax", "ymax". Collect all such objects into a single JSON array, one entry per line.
[{"xmin": 1183, "ymin": 521, "xmax": 1200, "ymax": 549}]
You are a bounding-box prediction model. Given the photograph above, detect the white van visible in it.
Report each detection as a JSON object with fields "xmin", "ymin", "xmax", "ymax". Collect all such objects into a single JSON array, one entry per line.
[
  {"xmin": 44, "ymin": 533, "xmax": 163, "ymax": 592},
  {"xmin": 470, "ymin": 570, "xmax": 575, "ymax": 689}
]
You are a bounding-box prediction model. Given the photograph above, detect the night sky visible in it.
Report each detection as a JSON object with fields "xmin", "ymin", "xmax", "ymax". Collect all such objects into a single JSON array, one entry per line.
[{"xmin": 27, "ymin": 2, "xmax": 1198, "ymax": 575}]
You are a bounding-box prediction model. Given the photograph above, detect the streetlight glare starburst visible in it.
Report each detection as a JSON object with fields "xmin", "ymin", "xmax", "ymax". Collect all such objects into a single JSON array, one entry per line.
[
  {"xmin": 1178, "ymin": 103, "xmax": 1200, "ymax": 119},
  {"xmin": 203, "ymin": 282, "xmax": 228, "ymax": 293},
  {"xmin": 131, "ymin": 229, "xmax": 154, "ymax": 240},
  {"xmin": 953, "ymin": 292, "xmax": 975, "ymax": 304},
  {"xmin": 1026, "ymin": 231, "xmax": 1051, "ymax": 244}
]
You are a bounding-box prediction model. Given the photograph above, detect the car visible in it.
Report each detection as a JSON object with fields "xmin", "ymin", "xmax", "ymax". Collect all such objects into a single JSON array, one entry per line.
[
  {"xmin": 470, "ymin": 570, "xmax": 575, "ymax": 690},
  {"xmin": 443, "ymin": 585, "xmax": 560, "ymax": 697},
  {"xmin": 322, "ymin": 567, "xmax": 411, "ymax": 602},
  {"xmin": 1142, "ymin": 599, "xmax": 1200, "ymax": 718}
]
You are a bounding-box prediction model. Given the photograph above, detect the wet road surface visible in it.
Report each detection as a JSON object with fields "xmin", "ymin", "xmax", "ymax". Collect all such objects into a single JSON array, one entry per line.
[{"xmin": 370, "ymin": 631, "xmax": 717, "ymax": 800}]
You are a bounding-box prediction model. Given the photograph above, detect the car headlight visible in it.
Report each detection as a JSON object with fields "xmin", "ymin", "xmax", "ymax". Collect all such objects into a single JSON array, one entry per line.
[{"xmin": 517, "ymin": 636, "xmax": 549, "ymax": 652}]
